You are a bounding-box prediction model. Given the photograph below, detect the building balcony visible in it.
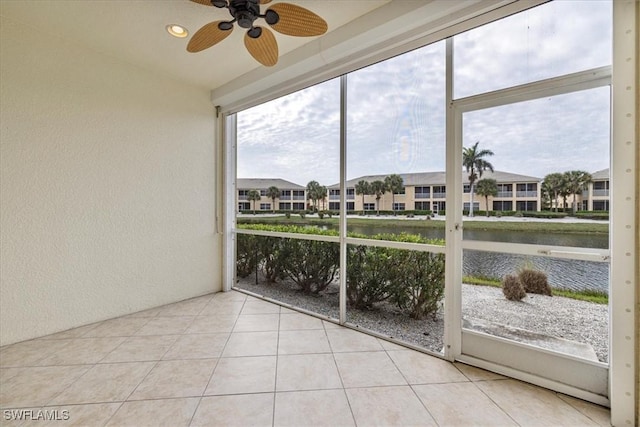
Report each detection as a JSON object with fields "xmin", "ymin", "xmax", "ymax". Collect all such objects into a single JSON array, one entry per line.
[
  {"xmin": 329, "ymin": 195, "xmax": 340, "ymax": 200},
  {"xmin": 238, "ymin": 195, "xmax": 248, "ymax": 200},
  {"xmin": 432, "ymin": 192, "xmax": 446, "ymax": 199},
  {"xmin": 415, "ymin": 194, "xmax": 431, "ymax": 199},
  {"xmin": 496, "ymin": 191, "xmax": 513, "ymax": 198},
  {"xmin": 292, "ymin": 196, "xmax": 305, "ymax": 200},
  {"xmin": 516, "ymin": 191, "xmax": 537, "ymax": 198},
  {"xmin": 0, "ymin": 290, "xmax": 610, "ymax": 426},
  {"xmin": 593, "ymin": 189, "xmax": 609, "ymax": 197}
]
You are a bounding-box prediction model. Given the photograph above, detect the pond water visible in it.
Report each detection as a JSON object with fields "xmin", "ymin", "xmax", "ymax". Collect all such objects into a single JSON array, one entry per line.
[{"xmin": 340, "ymin": 223, "xmax": 610, "ymax": 294}]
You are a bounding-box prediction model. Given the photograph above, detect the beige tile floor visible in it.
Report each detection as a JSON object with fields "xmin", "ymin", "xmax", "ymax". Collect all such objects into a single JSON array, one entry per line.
[{"xmin": 0, "ymin": 291, "xmax": 611, "ymax": 427}]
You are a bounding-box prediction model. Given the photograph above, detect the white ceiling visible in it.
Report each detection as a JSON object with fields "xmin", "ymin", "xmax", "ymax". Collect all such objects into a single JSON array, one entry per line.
[{"xmin": 0, "ymin": 0, "xmax": 389, "ymax": 91}]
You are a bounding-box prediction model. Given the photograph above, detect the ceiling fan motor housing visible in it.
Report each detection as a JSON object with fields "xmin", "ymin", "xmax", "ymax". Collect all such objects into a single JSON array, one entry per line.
[{"xmin": 229, "ymin": 0, "xmax": 260, "ymax": 28}]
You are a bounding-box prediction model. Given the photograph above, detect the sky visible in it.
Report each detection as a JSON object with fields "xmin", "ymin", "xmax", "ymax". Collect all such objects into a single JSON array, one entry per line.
[{"xmin": 237, "ymin": 0, "xmax": 612, "ymax": 187}]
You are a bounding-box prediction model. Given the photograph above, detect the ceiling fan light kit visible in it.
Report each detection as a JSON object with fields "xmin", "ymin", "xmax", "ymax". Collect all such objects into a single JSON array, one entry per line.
[{"xmin": 187, "ymin": 0, "xmax": 327, "ymax": 66}]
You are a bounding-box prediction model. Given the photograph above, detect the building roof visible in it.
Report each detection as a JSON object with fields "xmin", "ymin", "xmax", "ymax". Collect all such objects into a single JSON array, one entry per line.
[
  {"xmin": 237, "ymin": 178, "xmax": 305, "ymax": 190},
  {"xmin": 328, "ymin": 170, "xmax": 542, "ymax": 189},
  {"xmin": 591, "ymin": 168, "xmax": 610, "ymax": 180}
]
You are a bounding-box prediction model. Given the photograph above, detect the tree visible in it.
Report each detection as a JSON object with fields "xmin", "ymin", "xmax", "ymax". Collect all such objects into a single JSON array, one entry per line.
[
  {"xmin": 475, "ymin": 178, "xmax": 498, "ymax": 217},
  {"xmin": 266, "ymin": 186, "xmax": 280, "ymax": 213},
  {"xmin": 370, "ymin": 180, "xmax": 386, "ymax": 215},
  {"xmin": 306, "ymin": 180, "xmax": 322, "ymax": 212},
  {"xmin": 542, "ymin": 173, "xmax": 565, "ymax": 212},
  {"xmin": 355, "ymin": 180, "xmax": 370, "ymax": 214},
  {"xmin": 563, "ymin": 170, "xmax": 592, "ymax": 214},
  {"xmin": 247, "ymin": 189, "xmax": 261, "ymax": 214},
  {"xmin": 384, "ymin": 174, "xmax": 404, "ymax": 214},
  {"xmin": 319, "ymin": 185, "xmax": 327, "ymax": 211},
  {"xmin": 463, "ymin": 141, "xmax": 494, "ymax": 217}
]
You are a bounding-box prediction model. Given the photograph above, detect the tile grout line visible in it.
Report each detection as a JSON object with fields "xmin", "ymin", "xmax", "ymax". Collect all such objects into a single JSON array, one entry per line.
[{"xmin": 189, "ymin": 292, "xmax": 247, "ymax": 426}]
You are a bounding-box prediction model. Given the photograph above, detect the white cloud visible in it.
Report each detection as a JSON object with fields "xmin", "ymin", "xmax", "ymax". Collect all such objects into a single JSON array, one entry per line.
[{"xmin": 237, "ymin": 1, "xmax": 611, "ymax": 186}]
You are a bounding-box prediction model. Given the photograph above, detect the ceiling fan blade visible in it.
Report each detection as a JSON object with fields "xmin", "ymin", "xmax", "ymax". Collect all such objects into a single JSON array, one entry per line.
[
  {"xmin": 190, "ymin": 0, "xmax": 215, "ymax": 6},
  {"xmin": 268, "ymin": 3, "xmax": 328, "ymax": 37},
  {"xmin": 244, "ymin": 26, "xmax": 278, "ymax": 67},
  {"xmin": 187, "ymin": 21, "xmax": 233, "ymax": 53}
]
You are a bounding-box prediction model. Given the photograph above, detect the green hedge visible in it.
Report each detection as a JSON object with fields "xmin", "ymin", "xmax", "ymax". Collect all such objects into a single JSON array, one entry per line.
[
  {"xmin": 237, "ymin": 225, "xmax": 445, "ymax": 319},
  {"xmin": 522, "ymin": 211, "xmax": 568, "ymax": 218},
  {"xmin": 575, "ymin": 211, "xmax": 609, "ymax": 220}
]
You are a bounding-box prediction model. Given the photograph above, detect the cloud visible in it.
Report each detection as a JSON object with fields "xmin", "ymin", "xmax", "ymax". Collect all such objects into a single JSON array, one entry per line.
[{"xmin": 237, "ymin": 1, "xmax": 611, "ymax": 186}]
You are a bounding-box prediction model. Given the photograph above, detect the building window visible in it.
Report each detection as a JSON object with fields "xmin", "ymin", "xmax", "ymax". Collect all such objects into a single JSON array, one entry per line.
[
  {"xmin": 463, "ymin": 184, "xmax": 471, "ymax": 193},
  {"xmin": 415, "ymin": 186, "xmax": 430, "ymax": 199},
  {"xmin": 496, "ymin": 184, "xmax": 513, "ymax": 198},
  {"xmin": 259, "ymin": 189, "xmax": 267, "ymax": 196},
  {"xmin": 393, "ymin": 203, "xmax": 405, "ymax": 211},
  {"xmin": 364, "ymin": 203, "xmax": 375, "ymax": 211},
  {"xmin": 238, "ymin": 190, "xmax": 249, "ymax": 200},
  {"xmin": 238, "ymin": 202, "xmax": 250, "ymax": 211},
  {"xmin": 279, "ymin": 202, "xmax": 291, "ymax": 210},
  {"xmin": 292, "ymin": 190, "xmax": 305, "ymax": 200},
  {"xmin": 463, "ymin": 202, "xmax": 480, "ymax": 211},
  {"xmin": 260, "ymin": 203, "xmax": 271, "ymax": 210},
  {"xmin": 329, "ymin": 189, "xmax": 340, "ymax": 200},
  {"xmin": 414, "ymin": 201, "xmax": 430, "ymax": 210},
  {"xmin": 432, "ymin": 186, "xmax": 446, "ymax": 198},
  {"xmin": 516, "ymin": 201, "xmax": 536, "ymax": 211},
  {"xmin": 280, "ymin": 190, "xmax": 291, "ymax": 199},
  {"xmin": 394, "ymin": 188, "xmax": 406, "ymax": 195},
  {"xmin": 432, "ymin": 201, "xmax": 446, "ymax": 213},
  {"xmin": 346, "ymin": 188, "xmax": 355, "ymax": 199},
  {"xmin": 516, "ymin": 183, "xmax": 537, "ymax": 197},
  {"xmin": 346, "ymin": 202, "xmax": 355, "ymax": 211},
  {"xmin": 593, "ymin": 200, "xmax": 609, "ymax": 211},
  {"xmin": 329, "ymin": 202, "xmax": 340, "ymax": 210},
  {"xmin": 292, "ymin": 202, "xmax": 305, "ymax": 210},
  {"xmin": 493, "ymin": 200, "xmax": 513, "ymax": 211}
]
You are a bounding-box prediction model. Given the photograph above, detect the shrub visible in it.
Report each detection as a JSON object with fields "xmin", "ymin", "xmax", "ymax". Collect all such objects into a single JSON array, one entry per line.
[
  {"xmin": 285, "ymin": 212, "xmax": 291, "ymax": 219},
  {"xmin": 346, "ymin": 245, "xmax": 394, "ymax": 309},
  {"xmin": 257, "ymin": 236, "xmax": 284, "ymax": 283},
  {"xmin": 236, "ymin": 234, "xmax": 258, "ymax": 278},
  {"xmin": 318, "ymin": 212, "xmax": 324, "ymax": 219},
  {"xmin": 502, "ymin": 274, "xmax": 526, "ymax": 301},
  {"xmin": 279, "ymin": 238, "xmax": 339, "ymax": 293},
  {"xmin": 518, "ymin": 268, "xmax": 552, "ymax": 296},
  {"xmin": 299, "ymin": 212, "xmax": 306, "ymax": 219},
  {"xmin": 390, "ymin": 248, "xmax": 445, "ymax": 320}
]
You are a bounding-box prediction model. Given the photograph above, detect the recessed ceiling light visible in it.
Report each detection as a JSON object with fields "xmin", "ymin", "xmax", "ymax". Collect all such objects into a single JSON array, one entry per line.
[{"xmin": 166, "ymin": 24, "xmax": 188, "ymax": 38}]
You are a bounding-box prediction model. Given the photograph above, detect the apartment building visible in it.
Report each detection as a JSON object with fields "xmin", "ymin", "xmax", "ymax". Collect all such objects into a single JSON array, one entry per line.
[
  {"xmin": 330, "ymin": 170, "xmax": 542, "ymax": 213},
  {"xmin": 582, "ymin": 168, "xmax": 610, "ymax": 211},
  {"xmin": 237, "ymin": 178, "xmax": 306, "ymax": 211}
]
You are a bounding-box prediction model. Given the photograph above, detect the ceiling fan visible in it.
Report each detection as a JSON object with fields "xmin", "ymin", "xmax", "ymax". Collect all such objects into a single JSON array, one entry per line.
[{"xmin": 187, "ymin": 0, "xmax": 328, "ymax": 67}]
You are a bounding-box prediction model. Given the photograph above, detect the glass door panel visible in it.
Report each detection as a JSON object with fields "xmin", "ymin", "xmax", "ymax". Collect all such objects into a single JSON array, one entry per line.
[{"xmin": 458, "ymin": 86, "xmax": 610, "ymax": 400}]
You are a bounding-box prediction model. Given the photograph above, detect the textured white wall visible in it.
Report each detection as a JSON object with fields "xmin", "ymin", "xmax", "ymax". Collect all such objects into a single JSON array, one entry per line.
[{"xmin": 0, "ymin": 16, "xmax": 221, "ymax": 346}]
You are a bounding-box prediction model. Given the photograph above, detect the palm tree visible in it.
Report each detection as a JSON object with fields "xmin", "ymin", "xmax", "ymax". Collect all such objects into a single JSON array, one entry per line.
[
  {"xmin": 266, "ymin": 186, "xmax": 280, "ymax": 213},
  {"xmin": 247, "ymin": 189, "xmax": 261, "ymax": 214},
  {"xmin": 384, "ymin": 174, "xmax": 404, "ymax": 214},
  {"xmin": 306, "ymin": 180, "xmax": 321, "ymax": 212},
  {"xmin": 543, "ymin": 173, "xmax": 565, "ymax": 212},
  {"xmin": 563, "ymin": 170, "xmax": 592, "ymax": 214},
  {"xmin": 319, "ymin": 185, "xmax": 327, "ymax": 211},
  {"xmin": 463, "ymin": 141, "xmax": 494, "ymax": 217},
  {"xmin": 475, "ymin": 178, "xmax": 497, "ymax": 217},
  {"xmin": 355, "ymin": 180, "xmax": 370, "ymax": 214},
  {"xmin": 370, "ymin": 180, "xmax": 386, "ymax": 215}
]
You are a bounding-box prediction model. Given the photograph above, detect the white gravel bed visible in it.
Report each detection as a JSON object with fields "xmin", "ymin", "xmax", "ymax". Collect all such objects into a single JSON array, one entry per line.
[{"xmin": 236, "ymin": 276, "xmax": 608, "ymax": 362}]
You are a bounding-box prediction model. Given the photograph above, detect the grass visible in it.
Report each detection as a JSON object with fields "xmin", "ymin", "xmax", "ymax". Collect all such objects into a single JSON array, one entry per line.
[
  {"xmin": 237, "ymin": 215, "xmax": 609, "ymax": 234},
  {"xmin": 462, "ymin": 275, "xmax": 608, "ymax": 304}
]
